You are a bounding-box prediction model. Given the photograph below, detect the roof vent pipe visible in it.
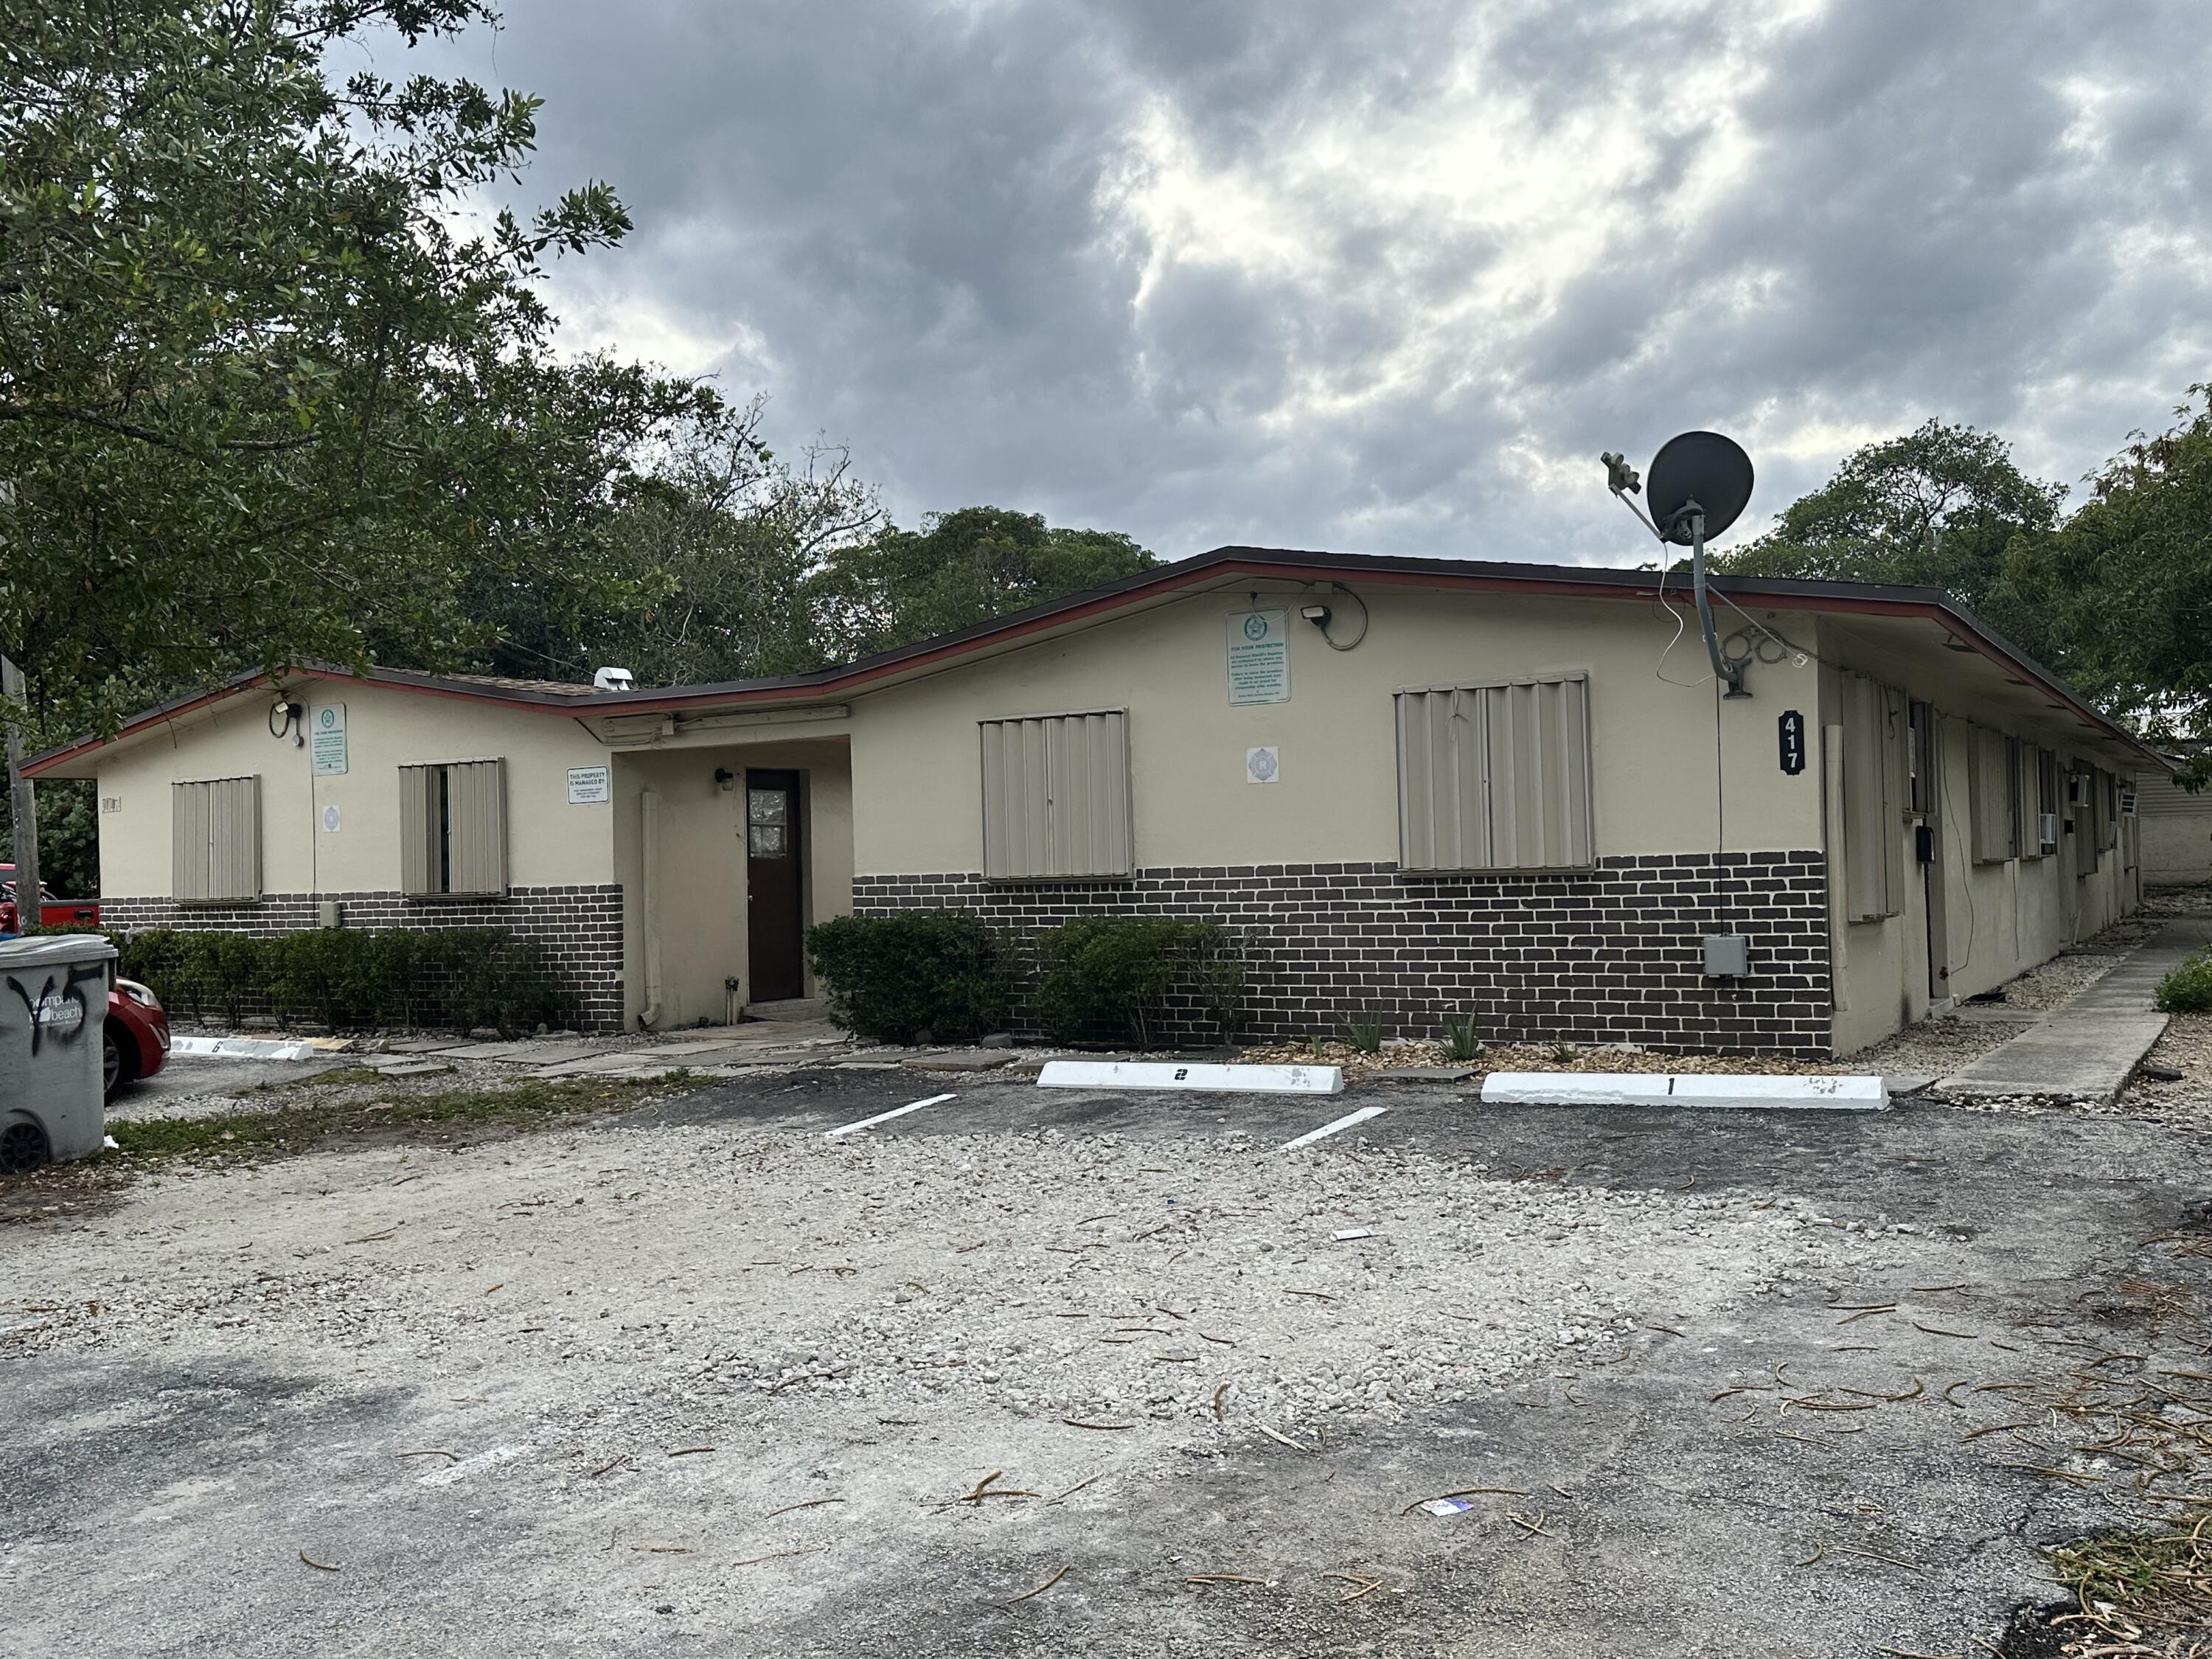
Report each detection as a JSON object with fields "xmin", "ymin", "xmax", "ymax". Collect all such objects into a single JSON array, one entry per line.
[{"xmin": 594, "ymin": 667, "xmax": 637, "ymax": 692}]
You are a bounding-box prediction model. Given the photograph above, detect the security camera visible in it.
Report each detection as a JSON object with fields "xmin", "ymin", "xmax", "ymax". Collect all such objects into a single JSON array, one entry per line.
[{"xmin": 1300, "ymin": 603, "xmax": 1332, "ymax": 627}]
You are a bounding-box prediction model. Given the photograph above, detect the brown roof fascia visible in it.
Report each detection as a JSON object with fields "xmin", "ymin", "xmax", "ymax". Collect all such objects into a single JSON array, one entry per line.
[{"xmin": 25, "ymin": 546, "xmax": 2164, "ymax": 773}]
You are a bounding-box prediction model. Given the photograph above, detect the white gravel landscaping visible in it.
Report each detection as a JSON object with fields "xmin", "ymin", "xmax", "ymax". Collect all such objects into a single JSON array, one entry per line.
[{"xmin": 12, "ymin": 1124, "xmax": 1848, "ymax": 1429}]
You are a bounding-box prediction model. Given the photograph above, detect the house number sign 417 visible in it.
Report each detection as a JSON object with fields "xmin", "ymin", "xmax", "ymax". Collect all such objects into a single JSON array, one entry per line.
[{"xmin": 1778, "ymin": 709, "xmax": 1806, "ymax": 776}]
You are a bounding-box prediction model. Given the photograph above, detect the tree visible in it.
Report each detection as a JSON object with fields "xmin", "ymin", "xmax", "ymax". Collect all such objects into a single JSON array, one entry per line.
[
  {"xmin": 0, "ymin": 0, "xmax": 717, "ymax": 740},
  {"xmin": 1717, "ymin": 420, "xmax": 2065, "ymax": 653},
  {"xmin": 618, "ymin": 418, "xmax": 887, "ymax": 686},
  {"xmin": 2002, "ymin": 386, "xmax": 2212, "ymax": 764},
  {"xmin": 812, "ymin": 506, "xmax": 1157, "ymax": 661},
  {"xmin": 0, "ymin": 777, "xmax": 94, "ymax": 898}
]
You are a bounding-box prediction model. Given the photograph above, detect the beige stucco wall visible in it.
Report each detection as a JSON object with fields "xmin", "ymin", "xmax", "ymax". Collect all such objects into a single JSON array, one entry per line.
[
  {"xmin": 88, "ymin": 678, "xmax": 616, "ymax": 897},
  {"xmin": 1818, "ymin": 628, "xmax": 2145, "ymax": 1054},
  {"xmin": 846, "ymin": 586, "xmax": 1826, "ymax": 874},
  {"xmin": 609, "ymin": 737, "xmax": 854, "ymax": 1029}
]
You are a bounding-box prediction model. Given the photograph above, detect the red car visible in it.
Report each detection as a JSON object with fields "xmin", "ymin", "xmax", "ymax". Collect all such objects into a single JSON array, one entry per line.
[
  {"xmin": 0, "ymin": 864, "xmax": 100, "ymax": 932},
  {"xmin": 106, "ymin": 977, "xmax": 171, "ymax": 1100}
]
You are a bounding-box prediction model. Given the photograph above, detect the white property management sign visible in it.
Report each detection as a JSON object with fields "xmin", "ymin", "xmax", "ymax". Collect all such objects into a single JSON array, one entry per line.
[
  {"xmin": 1225, "ymin": 610, "xmax": 1290, "ymax": 706},
  {"xmin": 310, "ymin": 703, "xmax": 347, "ymax": 775},
  {"xmin": 566, "ymin": 766, "xmax": 611, "ymax": 804}
]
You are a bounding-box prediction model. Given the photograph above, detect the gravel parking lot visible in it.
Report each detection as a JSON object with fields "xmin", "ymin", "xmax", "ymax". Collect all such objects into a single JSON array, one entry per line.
[{"xmin": 6, "ymin": 1060, "xmax": 2211, "ymax": 1658}]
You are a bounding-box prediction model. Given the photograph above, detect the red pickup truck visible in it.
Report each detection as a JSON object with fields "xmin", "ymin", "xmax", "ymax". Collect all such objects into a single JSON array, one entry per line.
[{"xmin": 0, "ymin": 863, "xmax": 100, "ymax": 933}]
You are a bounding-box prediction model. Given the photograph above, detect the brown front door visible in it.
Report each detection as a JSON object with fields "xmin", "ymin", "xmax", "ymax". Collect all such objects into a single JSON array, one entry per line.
[{"xmin": 745, "ymin": 770, "xmax": 805, "ymax": 1002}]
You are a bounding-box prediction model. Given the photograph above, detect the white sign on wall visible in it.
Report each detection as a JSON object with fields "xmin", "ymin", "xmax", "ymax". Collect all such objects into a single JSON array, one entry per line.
[
  {"xmin": 1246, "ymin": 746, "xmax": 1281, "ymax": 785},
  {"xmin": 310, "ymin": 703, "xmax": 347, "ymax": 775},
  {"xmin": 1225, "ymin": 610, "xmax": 1290, "ymax": 706},
  {"xmin": 567, "ymin": 765, "xmax": 611, "ymax": 804}
]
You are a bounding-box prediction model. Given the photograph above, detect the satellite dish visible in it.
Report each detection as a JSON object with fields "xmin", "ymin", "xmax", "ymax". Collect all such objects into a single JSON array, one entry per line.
[{"xmin": 1646, "ymin": 431, "xmax": 1753, "ymax": 545}]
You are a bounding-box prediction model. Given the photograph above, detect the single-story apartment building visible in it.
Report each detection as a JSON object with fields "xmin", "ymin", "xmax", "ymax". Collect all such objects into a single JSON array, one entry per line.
[
  {"xmin": 2134, "ymin": 768, "xmax": 2212, "ymax": 886},
  {"xmin": 29, "ymin": 546, "xmax": 2163, "ymax": 1056}
]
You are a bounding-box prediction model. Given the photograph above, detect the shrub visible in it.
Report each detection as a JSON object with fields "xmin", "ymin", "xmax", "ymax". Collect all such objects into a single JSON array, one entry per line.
[
  {"xmin": 1340, "ymin": 1013, "xmax": 1384, "ymax": 1054},
  {"xmin": 1442, "ymin": 1015, "xmax": 1483, "ymax": 1062},
  {"xmin": 268, "ymin": 928, "xmax": 383, "ymax": 1029},
  {"xmin": 806, "ymin": 910, "xmax": 1011, "ymax": 1045},
  {"xmin": 204, "ymin": 931, "xmax": 268, "ymax": 1026},
  {"xmin": 1032, "ymin": 916, "xmax": 1234, "ymax": 1048},
  {"xmin": 1189, "ymin": 925, "xmax": 1250, "ymax": 1043},
  {"xmin": 2157, "ymin": 952, "xmax": 2212, "ymax": 1013},
  {"xmin": 107, "ymin": 925, "xmax": 571, "ymax": 1033}
]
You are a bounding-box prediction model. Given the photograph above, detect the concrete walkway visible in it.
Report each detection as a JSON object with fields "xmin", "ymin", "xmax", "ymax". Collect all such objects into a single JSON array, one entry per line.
[{"xmin": 1935, "ymin": 917, "xmax": 2211, "ymax": 1103}]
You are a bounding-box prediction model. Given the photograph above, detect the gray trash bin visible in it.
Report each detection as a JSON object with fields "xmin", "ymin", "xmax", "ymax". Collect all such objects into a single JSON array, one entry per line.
[{"xmin": 0, "ymin": 933, "xmax": 117, "ymax": 1171}]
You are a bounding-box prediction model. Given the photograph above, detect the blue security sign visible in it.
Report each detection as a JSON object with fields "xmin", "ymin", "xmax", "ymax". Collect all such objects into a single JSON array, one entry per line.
[{"xmin": 1778, "ymin": 709, "xmax": 1806, "ymax": 776}]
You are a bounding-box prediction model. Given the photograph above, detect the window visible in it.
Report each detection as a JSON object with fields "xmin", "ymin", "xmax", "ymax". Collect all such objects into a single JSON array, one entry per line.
[
  {"xmin": 2032, "ymin": 748, "xmax": 2060, "ymax": 856},
  {"xmin": 173, "ymin": 776, "xmax": 262, "ymax": 902},
  {"xmin": 400, "ymin": 759, "xmax": 508, "ymax": 896},
  {"xmin": 978, "ymin": 711, "xmax": 1132, "ymax": 880},
  {"xmin": 2072, "ymin": 766, "xmax": 2098, "ymax": 875},
  {"xmin": 1394, "ymin": 675, "xmax": 1593, "ymax": 872},
  {"xmin": 1969, "ymin": 726, "xmax": 2019, "ymax": 863},
  {"xmin": 748, "ymin": 786, "xmax": 790, "ymax": 859},
  {"xmin": 1840, "ymin": 675, "xmax": 1906, "ymax": 920},
  {"xmin": 1908, "ymin": 700, "xmax": 1935, "ymax": 815},
  {"xmin": 2102, "ymin": 771, "xmax": 2121, "ymax": 852}
]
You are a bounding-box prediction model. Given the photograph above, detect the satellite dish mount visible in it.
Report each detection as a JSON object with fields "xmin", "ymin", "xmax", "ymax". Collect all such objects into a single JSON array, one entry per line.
[{"xmin": 1601, "ymin": 432, "xmax": 1756, "ymax": 697}]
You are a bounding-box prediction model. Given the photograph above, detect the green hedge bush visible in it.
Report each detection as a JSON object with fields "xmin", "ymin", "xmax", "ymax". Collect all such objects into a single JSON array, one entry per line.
[
  {"xmin": 805, "ymin": 910, "xmax": 1012, "ymax": 1045},
  {"xmin": 2156, "ymin": 952, "xmax": 2212, "ymax": 1014},
  {"xmin": 1033, "ymin": 916, "xmax": 1242, "ymax": 1047},
  {"xmin": 108, "ymin": 926, "xmax": 571, "ymax": 1033}
]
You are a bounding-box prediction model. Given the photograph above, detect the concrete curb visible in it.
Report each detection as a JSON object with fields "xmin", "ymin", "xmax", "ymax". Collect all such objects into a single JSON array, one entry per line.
[
  {"xmin": 170, "ymin": 1035, "xmax": 352, "ymax": 1062},
  {"xmin": 1037, "ymin": 1060, "xmax": 1346, "ymax": 1094},
  {"xmin": 1480, "ymin": 1072, "xmax": 1888, "ymax": 1110}
]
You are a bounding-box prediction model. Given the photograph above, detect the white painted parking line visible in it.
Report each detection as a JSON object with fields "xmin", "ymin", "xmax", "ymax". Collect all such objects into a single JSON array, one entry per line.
[
  {"xmin": 1279, "ymin": 1105, "xmax": 1387, "ymax": 1152},
  {"xmin": 824, "ymin": 1093, "xmax": 956, "ymax": 1138}
]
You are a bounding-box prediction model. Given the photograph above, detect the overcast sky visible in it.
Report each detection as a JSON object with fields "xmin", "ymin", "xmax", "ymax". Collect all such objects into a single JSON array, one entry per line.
[{"xmin": 408, "ymin": 1, "xmax": 2212, "ymax": 565}]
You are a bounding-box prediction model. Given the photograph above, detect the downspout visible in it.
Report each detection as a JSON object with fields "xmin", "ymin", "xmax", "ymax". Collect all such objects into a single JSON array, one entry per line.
[
  {"xmin": 637, "ymin": 789, "xmax": 665, "ymax": 1029},
  {"xmin": 1823, "ymin": 724, "xmax": 1849, "ymax": 1020}
]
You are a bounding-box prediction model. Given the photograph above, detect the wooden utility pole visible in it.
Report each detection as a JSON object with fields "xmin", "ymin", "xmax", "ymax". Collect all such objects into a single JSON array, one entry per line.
[{"xmin": 2, "ymin": 655, "xmax": 38, "ymax": 927}]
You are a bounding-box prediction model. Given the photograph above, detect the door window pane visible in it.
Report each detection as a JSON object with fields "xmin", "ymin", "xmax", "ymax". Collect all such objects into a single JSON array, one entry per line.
[
  {"xmin": 748, "ymin": 789, "xmax": 787, "ymax": 825},
  {"xmin": 749, "ymin": 824, "xmax": 787, "ymax": 858}
]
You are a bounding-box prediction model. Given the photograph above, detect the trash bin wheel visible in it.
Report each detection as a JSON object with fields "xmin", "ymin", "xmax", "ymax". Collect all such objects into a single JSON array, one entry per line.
[{"xmin": 0, "ymin": 1120, "xmax": 50, "ymax": 1175}]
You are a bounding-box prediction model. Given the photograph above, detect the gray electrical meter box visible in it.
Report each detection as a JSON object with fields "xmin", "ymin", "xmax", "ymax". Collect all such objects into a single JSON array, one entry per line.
[
  {"xmin": 0, "ymin": 933, "xmax": 116, "ymax": 1170},
  {"xmin": 1702, "ymin": 933, "xmax": 1750, "ymax": 978}
]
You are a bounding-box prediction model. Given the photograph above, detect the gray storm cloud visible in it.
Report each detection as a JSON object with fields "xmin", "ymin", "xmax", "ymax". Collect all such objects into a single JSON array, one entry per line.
[{"xmin": 413, "ymin": 0, "xmax": 2212, "ymax": 562}]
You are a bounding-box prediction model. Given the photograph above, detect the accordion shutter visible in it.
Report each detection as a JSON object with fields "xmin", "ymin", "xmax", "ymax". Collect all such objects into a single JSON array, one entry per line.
[
  {"xmin": 2074, "ymin": 768, "xmax": 2099, "ymax": 874},
  {"xmin": 447, "ymin": 759, "xmax": 508, "ymax": 895},
  {"xmin": 1395, "ymin": 675, "xmax": 1592, "ymax": 872},
  {"xmin": 1969, "ymin": 726, "xmax": 2016, "ymax": 863},
  {"xmin": 978, "ymin": 712, "xmax": 1131, "ymax": 880},
  {"xmin": 399, "ymin": 764, "xmax": 436, "ymax": 895},
  {"xmin": 1840, "ymin": 675, "xmax": 1892, "ymax": 919},
  {"xmin": 399, "ymin": 759, "xmax": 507, "ymax": 895},
  {"xmin": 171, "ymin": 776, "xmax": 260, "ymax": 902},
  {"xmin": 1882, "ymin": 684, "xmax": 1910, "ymax": 912}
]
